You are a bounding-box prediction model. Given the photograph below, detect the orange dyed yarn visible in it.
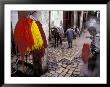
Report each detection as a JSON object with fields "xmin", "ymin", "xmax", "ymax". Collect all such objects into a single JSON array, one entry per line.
[
  {"xmin": 82, "ymin": 43, "xmax": 90, "ymax": 63},
  {"xmin": 14, "ymin": 16, "xmax": 34, "ymax": 61}
]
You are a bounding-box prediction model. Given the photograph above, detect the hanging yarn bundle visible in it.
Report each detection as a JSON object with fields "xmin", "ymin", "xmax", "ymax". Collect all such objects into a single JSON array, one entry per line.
[
  {"xmin": 14, "ymin": 16, "xmax": 34, "ymax": 61},
  {"xmin": 14, "ymin": 16, "xmax": 47, "ymax": 67},
  {"xmin": 33, "ymin": 21, "xmax": 47, "ymax": 58},
  {"xmin": 82, "ymin": 43, "xmax": 90, "ymax": 64},
  {"xmin": 30, "ymin": 20, "xmax": 43, "ymax": 50},
  {"xmin": 36, "ymin": 21, "xmax": 47, "ymax": 48}
]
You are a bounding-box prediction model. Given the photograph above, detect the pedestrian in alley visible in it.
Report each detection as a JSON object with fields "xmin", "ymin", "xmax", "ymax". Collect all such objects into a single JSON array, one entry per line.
[
  {"xmin": 87, "ymin": 26, "xmax": 100, "ymax": 77},
  {"xmin": 76, "ymin": 26, "xmax": 80, "ymax": 37},
  {"xmin": 80, "ymin": 26, "xmax": 100, "ymax": 77},
  {"xmin": 72, "ymin": 26, "xmax": 76, "ymax": 39},
  {"xmin": 65, "ymin": 26, "xmax": 74, "ymax": 48},
  {"xmin": 57, "ymin": 26, "xmax": 64, "ymax": 46},
  {"xmin": 52, "ymin": 27, "xmax": 60, "ymax": 47}
]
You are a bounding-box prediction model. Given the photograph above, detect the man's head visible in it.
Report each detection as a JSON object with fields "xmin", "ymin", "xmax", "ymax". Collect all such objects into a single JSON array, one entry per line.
[
  {"xmin": 68, "ymin": 25, "xmax": 71, "ymax": 28},
  {"xmin": 88, "ymin": 27, "xmax": 97, "ymax": 36}
]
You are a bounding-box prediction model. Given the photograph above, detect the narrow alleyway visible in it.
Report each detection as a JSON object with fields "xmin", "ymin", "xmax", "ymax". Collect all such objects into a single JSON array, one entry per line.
[
  {"xmin": 11, "ymin": 11, "xmax": 100, "ymax": 77},
  {"xmin": 41, "ymin": 30, "xmax": 92, "ymax": 77}
]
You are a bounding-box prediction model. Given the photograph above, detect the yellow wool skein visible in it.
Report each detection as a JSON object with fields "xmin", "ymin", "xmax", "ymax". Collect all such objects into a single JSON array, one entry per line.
[
  {"xmin": 27, "ymin": 20, "xmax": 43, "ymax": 52},
  {"xmin": 31, "ymin": 20, "xmax": 43, "ymax": 50}
]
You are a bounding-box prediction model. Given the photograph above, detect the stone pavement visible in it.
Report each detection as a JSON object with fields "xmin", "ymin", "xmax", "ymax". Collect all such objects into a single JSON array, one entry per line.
[{"xmin": 41, "ymin": 30, "xmax": 92, "ymax": 77}]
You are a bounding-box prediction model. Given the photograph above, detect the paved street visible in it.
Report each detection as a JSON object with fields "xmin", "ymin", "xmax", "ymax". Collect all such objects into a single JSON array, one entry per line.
[{"xmin": 41, "ymin": 30, "xmax": 92, "ymax": 77}]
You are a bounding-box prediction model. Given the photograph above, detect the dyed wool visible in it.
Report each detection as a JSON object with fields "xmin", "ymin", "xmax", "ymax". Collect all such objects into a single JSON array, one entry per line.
[
  {"xmin": 31, "ymin": 20, "xmax": 43, "ymax": 50},
  {"xmin": 14, "ymin": 16, "xmax": 47, "ymax": 61},
  {"xmin": 82, "ymin": 43, "xmax": 90, "ymax": 64},
  {"xmin": 36, "ymin": 21, "xmax": 47, "ymax": 48},
  {"xmin": 14, "ymin": 16, "xmax": 34, "ymax": 61},
  {"xmin": 34, "ymin": 21, "xmax": 48, "ymax": 59}
]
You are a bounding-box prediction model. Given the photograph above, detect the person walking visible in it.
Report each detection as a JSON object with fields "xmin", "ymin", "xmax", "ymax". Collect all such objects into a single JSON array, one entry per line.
[
  {"xmin": 52, "ymin": 27, "xmax": 60, "ymax": 47},
  {"xmin": 87, "ymin": 26, "xmax": 100, "ymax": 77},
  {"xmin": 76, "ymin": 26, "xmax": 80, "ymax": 37},
  {"xmin": 57, "ymin": 26, "xmax": 64, "ymax": 46},
  {"xmin": 65, "ymin": 26, "xmax": 74, "ymax": 48},
  {"xmin": 72, "ymin": 26, "xmax": 76, "ymax": 39},
  {"xmin": 80, "ymin": 26, "xmax": 100, "ymax": 77}
]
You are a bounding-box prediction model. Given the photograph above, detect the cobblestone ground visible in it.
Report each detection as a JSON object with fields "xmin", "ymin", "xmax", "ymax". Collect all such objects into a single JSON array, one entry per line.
[{"xmin": 41, "ymin": 30, "xmax": 92, "ymax": 77}]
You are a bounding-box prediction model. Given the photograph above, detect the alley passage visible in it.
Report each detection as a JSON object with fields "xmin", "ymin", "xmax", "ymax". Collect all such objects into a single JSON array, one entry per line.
[
  {"xmin": 11, "ymin": 30, "xmax": 91, "ymax": 77},
  {"xmin": 41, "ymin": 31, "xmax": 92, "ymax": 77}
]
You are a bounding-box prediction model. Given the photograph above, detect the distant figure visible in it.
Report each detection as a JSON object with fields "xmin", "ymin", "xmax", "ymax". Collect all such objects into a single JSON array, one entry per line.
[
  {"xmin": 65, "ymin": 27, "xmax": 74, "ymax": 48},
  {"xmin": 57, "ymin": 26, "xmax": 64, "ymax": 46},
  {"xmin": 76, "ymin": 26, "xmax": 80, "ymax": 37},
  {"xmin": 52, "ymin": 27, "xmax": 60, "ymax": 47},
  {"xmin": 80, "ymin": 26, "xmax": 100, "ymax": 77},
  {"xmin": 72, "ymin": 26, "xmax": 76, "ymax": 39},
  {"xmin": 88, "ymin": 26, "xmax": 100, "ymax": 77}
]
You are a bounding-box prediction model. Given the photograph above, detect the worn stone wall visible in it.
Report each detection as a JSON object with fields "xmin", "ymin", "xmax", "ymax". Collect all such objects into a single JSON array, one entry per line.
[
  {"xmin": 50, "ymin": 11, "xmax": 63, "ymax": 28},
  {"xmin": 11, "ymin": 11, "xmax": 18, "ymax": 33}
]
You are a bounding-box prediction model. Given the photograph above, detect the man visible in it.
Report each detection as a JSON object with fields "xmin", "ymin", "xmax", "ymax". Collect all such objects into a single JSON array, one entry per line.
[
  {"xmin": 80, "ymin": 26, "xmax": 100, "ymax": 77},
  {"xmin": 65, "ymin": 26, "xmax": 74, "ymax": 48},
  {"xmin": 72, "ymin": 26, "xmax": 76, "ymax": 39},
  {"xmin": 87, "ymin": 26, "xmax": 100, "ymax": 77},
  {"xmin": 52, "ymin": 27, "xmax": 60, "ymax": 47},
  {"xmin": 57, "ymin": 26, "xmax": 64, "ymax": 46},
  {"xmin": 76, "ymin": 26, "xmax": 80, "ymax": 37}
]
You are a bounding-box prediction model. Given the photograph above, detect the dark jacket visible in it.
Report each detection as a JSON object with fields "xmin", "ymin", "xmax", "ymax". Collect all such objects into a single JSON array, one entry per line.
[{"xmin": 66, "ymin": 28, "xmax": 74, "ymax": 42}]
